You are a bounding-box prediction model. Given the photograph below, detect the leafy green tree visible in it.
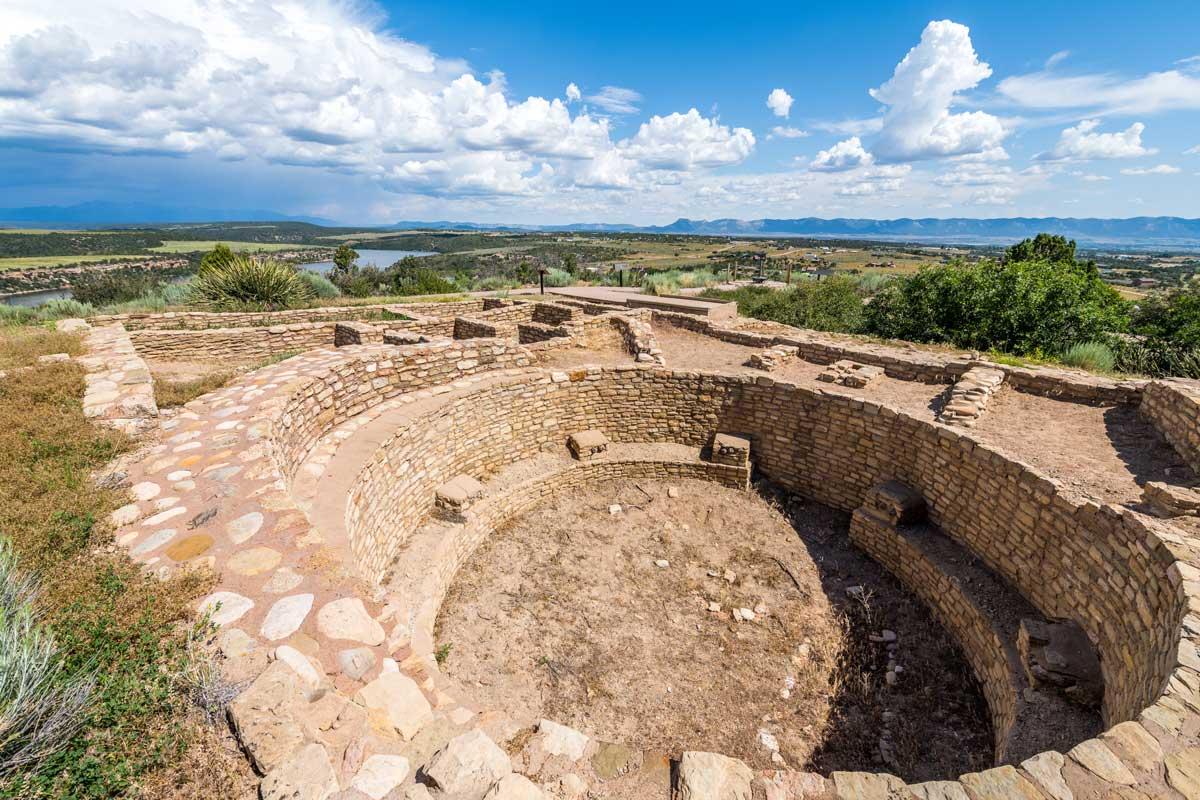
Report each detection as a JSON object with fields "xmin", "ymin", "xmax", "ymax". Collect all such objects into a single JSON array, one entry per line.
[
  {"xmin": 562, "ymin": 253, "xmax": 578, "ymax": 276},
  {"xmin": 332, "ymin": 244, "xmax": 359, "ymax": 277},
  {"xmin": 1005, "ymin": 234, "xmax": 1077, "ymax": 265},
  {"xmin": 864, "ymin": 257, "xmax": 1129, "ymax": 355},
  {"xmin": 1131, "ymin": 278, "xmax": 1200, "ymax": 349},
  {"xmin": 198, "ymin": 243, "xmax": 235, "ymax": 275},
  {"xmin": 516, "ymin": 260, "xmax": 535, "ymax": 284}
]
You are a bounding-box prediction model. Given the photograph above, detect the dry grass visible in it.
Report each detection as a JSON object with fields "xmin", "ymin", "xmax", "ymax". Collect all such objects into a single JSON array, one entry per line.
[
  {"xmin": 153, "ymin": 371, "xmax": 236, "ymax": 408},
  {"xmin": 0, "ymin": 326, "xmax": 250, "ymax": 798}
]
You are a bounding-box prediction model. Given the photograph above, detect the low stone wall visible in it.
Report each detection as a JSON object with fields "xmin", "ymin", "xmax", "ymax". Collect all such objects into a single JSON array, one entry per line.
[
  {"xmin": 269, "ymin": 340, "xmax": 534, "ymax": 485},
  {"xmin": 68, "ymin": 319, "xmax": 159, "ymax": 435},
  {"xmin": 517, "ymin": 322, "xmax": 569, "ymax": 344},
  {"xmin": 93, "ymin": 299, "xmax": 487, "ymax": 330},
  {"xmin": 653, "ymin": 310, "xmax": 1146, "ymax": 405},
  {"xmin": 345, "ymin": 367, "xmax": 1183, "ymax": 736},
  {"xmin": 129, "ymin": 322, "xmax": 337, "ymax": 362},
  {"xmin": 851, "ymin": 507, "xmax": 1018, "ymax": 762},
  {"xmin": 1142, "ymin": 379, "xmax": 1200, "ymax": 473}
]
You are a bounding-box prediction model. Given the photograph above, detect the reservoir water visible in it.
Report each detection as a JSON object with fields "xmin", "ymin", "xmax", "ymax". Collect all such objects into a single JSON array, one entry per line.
[{"xmin": 299, "ymin": 249, "xmax": 434, "ymax": 275}]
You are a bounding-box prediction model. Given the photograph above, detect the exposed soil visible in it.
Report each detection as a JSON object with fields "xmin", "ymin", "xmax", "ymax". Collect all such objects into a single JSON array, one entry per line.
[
  {"xmin": 971, "ymin": 387, "xmax": 1194, "ymax": 505},
  {"xmin": 436, "ymin": 478, "xmax": 994, "ymax": 781}
]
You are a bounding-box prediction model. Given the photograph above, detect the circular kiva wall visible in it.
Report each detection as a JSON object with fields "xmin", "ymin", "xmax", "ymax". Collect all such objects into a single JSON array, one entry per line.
[{"xmin": 343, "ymin": 365, "xmax": 1185, "ymax": 746}]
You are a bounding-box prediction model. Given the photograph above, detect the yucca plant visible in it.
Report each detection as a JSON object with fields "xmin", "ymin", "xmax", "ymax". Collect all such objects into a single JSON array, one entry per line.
[
  {"xmin": 188, "ymin": 256, "xmax": 314, "ymax": 310},
  {"xmin": 0, "ymin": 537, "xmax": 94, "ymax": 776}
]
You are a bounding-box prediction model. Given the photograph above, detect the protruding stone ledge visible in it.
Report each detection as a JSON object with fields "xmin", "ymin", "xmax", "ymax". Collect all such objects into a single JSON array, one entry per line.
[
  {"xmin": 435, "ymin": 474, "xmax": 484, "ymax": 520},
  {"xmin": 567, "ymin": 430, "xmax": 609, "ymax": 461},
  {"xmin": 710, "ymin": 433, "xmax": 751, "ymax": 469}
]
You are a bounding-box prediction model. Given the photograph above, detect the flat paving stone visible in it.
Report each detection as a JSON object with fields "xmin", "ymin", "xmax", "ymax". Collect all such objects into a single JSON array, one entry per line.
[
  {"xmin": 200, "ymin": 591, "xmax": 255, "ymax": 626},
  {"xmin": 165, "ymin": 533, "xmax": 214, "ymax": 561},
  {"xmin": 261, "ymin": 594, "xmax": 314, "ymax": 641}
]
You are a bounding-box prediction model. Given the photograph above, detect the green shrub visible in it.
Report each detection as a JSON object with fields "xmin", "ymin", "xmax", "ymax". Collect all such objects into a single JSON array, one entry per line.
[
  {"xmin": 188, "ymin": 256, "xmax": 314, "ymax": 310},
  {"xmin": 864, "ymin": 258, "xmax": 1129, "ymax": 355},
  {"xmin": 70, "ymin": 272, "xmax": 161, "ymax": 307},
  {"xmin": 1131, "ymin": 280, "xmax": 1200, "ymax": 349},
  {"xmin": 0, "ymin": 306, "xmax": 35, "ymax": 326},
  {"xmin": 1112, "ymin": 338, "xmax": 1200, "ymax": 379},
  {"xmin": 197, "ymin": 244, "xmax": 235, "ymax": 276},
  {"xmin": 703, "ymin": 276, "xmax": 866, "ymax": 333},
  {"xmin": 642, "ymin": 268, "xmax": 719, "ymax": 296},
  {"xmin": 390, "ymin": 268, "xmax": 457, "ymax": 297},
  {"xmin": 542, "ymin": 268, "xmax": 574, "ymax": 288},
  {"xmin": 471, "ymin": 276, "xmax": 520, "ymax": 292},
  {"xmin": 295, "ymin": 270, "xmax": 342, "ymax": 299},
  {"xmin": 1061, "ymin": 341, "xmax": 1115, "ymax": 372}
]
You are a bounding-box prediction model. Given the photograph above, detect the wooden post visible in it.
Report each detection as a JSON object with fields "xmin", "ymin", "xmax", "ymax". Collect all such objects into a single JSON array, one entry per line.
[
  {"xmin": 786, "ymin": 264, "xmax": 793, "ymax": 285},
  {"xmin": 539, "ymin": 269, "xmax": 545, "ymax": 295}
]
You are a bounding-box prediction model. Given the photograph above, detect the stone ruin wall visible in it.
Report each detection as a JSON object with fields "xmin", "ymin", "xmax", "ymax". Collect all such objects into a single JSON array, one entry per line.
[
  {"xmin": 653, "ymin": 309, "xmax": 1145, "ymax": 405},
  {"xmin": 269, "ymin": 340, "xmax": 535, "ymax": 485},
  {"xmin": 850, "ymin": 508, "xmax": 1019, "ymax": 762},
  {"xmin": 93, "ymin": 300, "xmax": 488, "ymax": 330},
  {"xmin": 1142, "ymin": 379, "xmax": 1200, "ymax": 474},
  {"xmin": 74, "ymin": 301, "xmax": 1200, "ymax": 798},
  {"xmin": 340, "ymin": 367, "xmax": 1184, "ymax": 734}
]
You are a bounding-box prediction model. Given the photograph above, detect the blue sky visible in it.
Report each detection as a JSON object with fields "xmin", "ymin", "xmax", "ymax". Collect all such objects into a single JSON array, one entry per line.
[{"xmin": 1, "ymin": 0, "xmax": 1198, "ymax": 224}]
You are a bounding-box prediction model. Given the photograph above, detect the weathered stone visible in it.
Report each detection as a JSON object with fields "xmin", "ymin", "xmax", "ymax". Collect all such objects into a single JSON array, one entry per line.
[
  {"xmin": 904, "ymin": 781, "xmax": 969, "ymax": 800},
  {"xmin": 591, "ymin": 742, "xmax": 641, "ymax": 781},
  {"xmin": 534, "ymin": 719, "xmax": 589, "ymax": 761},
  {"xmin": 165, "ymin": 533, "xmax": 213, "ymax": 561},
  {"xmin": 274, "ymin": 645, "xmax": 323, "ymax": 695},
  {"xmin": 227, "ymin": 546, "xmax": 282, "ymax": 576},
  {"xmin": 317, "ymin": 598, "xmax": 385, "ymax": 646},
  {"xmin": 1099, "ymin": 721, "xmax": 1163, "ymax": 775},
  {"xmin": 1165, "ymin": 747, "xmax": 1200, "ymax": 799},
  {"xmin": 261, "ymin": 594, "xmax": 315, "ymax": 641},
  {"xmin": 199, "ymin": 591, "xmax": 254, "ymax": 626},
  {"xmin": 1068, "ymin": 739, "xmax": 1135, "ymax": 784},
  {"xmin": 350, "ymin": 754, "xmax": 410, "ymax": 799},
  {"xmin": 227, "ymin": 661, "xmax": 309, "ymax": 775},
  {"xmin": 426, "ymin": 729, "xmax": 512, "ymax": 799},
  {"xmin": 227, "ymin": 511, "xmax": 264, "ymax": 543},
  {"xmin": 831, "ymin": 771, "xmax": 906, "ymax": 800},
  {"xmin": 338, "ymin": 647, "xmax": 378, "ymax": 680},
  {"xmin": 354, "ymin": 672, "xmax": 433, "ymax": 740},
  {"xmin": 260, "ymin": 742, "xmax": 339, "ymax": 800},
  {"xmin": 678, "ymin": 751, "xmax": 753, "ymax": 800},
  {"xmin": 1019, "ymin": 752, "xmax": 1072, "ymax": 800},
  {"xmin": 958, "ymin": 766, "xmax": 1047, "ymax": 800},
  {"xmin": 484, "ymin": 774, "xmax": 546, "ymax": 800}
]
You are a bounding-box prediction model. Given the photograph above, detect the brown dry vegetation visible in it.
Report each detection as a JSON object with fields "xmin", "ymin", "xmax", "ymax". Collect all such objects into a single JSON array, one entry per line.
[{"xmin": 0, "ymin": 326, "xmax": 252, "ymax": 800}]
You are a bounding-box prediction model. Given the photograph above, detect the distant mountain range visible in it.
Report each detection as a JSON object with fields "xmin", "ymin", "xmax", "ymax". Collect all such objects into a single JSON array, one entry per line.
[
  {"xmin": 0, "ymin": 201, "xmax": 333, "ymax": 226},
  {"xmin": 4, "ymin": 203, "xmax": 1200, "ymax": 248},
  {"xmin": 393, "ymin": 217, "xmax": 1200, "ymax": 248}
]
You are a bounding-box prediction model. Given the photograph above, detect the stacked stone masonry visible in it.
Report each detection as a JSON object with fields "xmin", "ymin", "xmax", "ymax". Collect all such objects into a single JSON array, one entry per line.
[
  {"xmin": 82, "ymin": 297, "xmax": 1200, "ymax": 800},
  {"xmin": 63, "ymin": 318, "xmax": 159, "ymax": 435},
  {"xmin": 1142, "ymin": 379, "xmax": 1200, "ymax": 474},
  {"xmin": 939, "ymin": 366, "xmax": 1007, "ymax": 427}
]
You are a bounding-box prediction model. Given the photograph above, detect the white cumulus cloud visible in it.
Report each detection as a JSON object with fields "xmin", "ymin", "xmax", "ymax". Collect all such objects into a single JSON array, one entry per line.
[
  {"xmin": 0, "ymin": 0, "xmax": 755, "ymax": 202},
  {"xmin": 868, "ymin": 20, "xmax": 1006, "ymax": 162},
  {"xmin": 620, "ymin": 109, "xmax": 755, "ymax": 171},
  {"xmin": 810, "ymin": 137, "xmax": 873, "ymax": 171},
  {"xmin": 1038, "ymin": 120, "xmax": 1155, "ymax": 161},
  {"xmin": 766, "ymin": 88, "xmax": 794, "ymax": 118}
]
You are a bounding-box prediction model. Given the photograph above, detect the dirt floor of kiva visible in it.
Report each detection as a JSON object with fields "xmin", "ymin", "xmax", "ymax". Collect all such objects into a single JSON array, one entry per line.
[{"xmin": 435, "ymin": 478, "xmax": 994, "ymax": 780}]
